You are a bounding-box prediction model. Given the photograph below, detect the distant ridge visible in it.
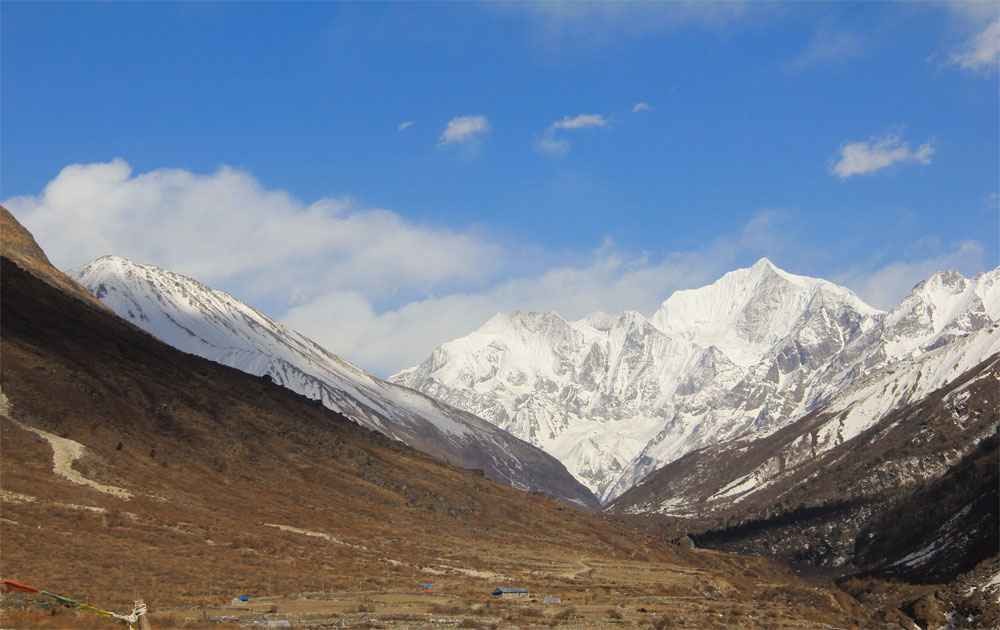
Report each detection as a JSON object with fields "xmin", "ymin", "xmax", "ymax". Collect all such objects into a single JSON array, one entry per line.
[{"xmin": 393, "ymin": 257, "xmax": 1000, "ymax": 502}]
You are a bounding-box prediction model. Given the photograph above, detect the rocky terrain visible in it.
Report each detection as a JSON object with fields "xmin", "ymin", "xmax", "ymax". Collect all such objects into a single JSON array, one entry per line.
[
  {"xmin": 75, "ymin": 255, "xmax": 597, "ymax": 508},
  {"xmin": 393, "ymin": 258, "xmax": 1000, "ymax": 502},
  {"xmin": 611, "ymin": 352, "xmax": 998, "ymax": 574},
  {"xmin": 0, "ymin": 205, "xmax": 903, "ymax": 628}
]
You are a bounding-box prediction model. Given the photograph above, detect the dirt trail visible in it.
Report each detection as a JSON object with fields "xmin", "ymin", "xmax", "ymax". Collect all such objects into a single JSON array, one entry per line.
[
  {"xmin": 551, "ymin": 556, "xmax": 597, "ymax": 580},
  {"xmin": 262, "ymin": 523, "xmax": 369, "ymax": 551},
  {"xmin": 2, "ymin": 387, "xmax": 132, "ymax": 499}
]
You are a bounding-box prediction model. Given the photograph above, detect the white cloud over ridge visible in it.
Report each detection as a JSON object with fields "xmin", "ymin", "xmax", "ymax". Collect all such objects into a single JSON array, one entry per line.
[
  {"xmin": 830, "ymin": 134, "xmax": 934, "ymax": 179},
  {"xmin": 398, "ymin": 121, "xmax": 415, "ymax": 131},
  {"xmin": 439, "ymin": 115, "xmax": 490, "ymax": 145},
  {"xmin": 836, "ymin": 240, "xmax": 987, "ymax": 310},
  {"xmin": 5, "ymin": 160, "xmax": 991, "ymax": 376},
  {"xmin": 5, "ymin": 159, "xmax": 503, "ymax": 306},
  {"xmin": 632, "ymin": 102, "xmax": 651, "ymax": 113}
]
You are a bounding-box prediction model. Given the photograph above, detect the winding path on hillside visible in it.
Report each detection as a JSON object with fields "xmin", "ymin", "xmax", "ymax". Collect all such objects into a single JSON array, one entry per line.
[{"xmin": 1, "ymin": 388, "xmax": 132, "ymax": 499}]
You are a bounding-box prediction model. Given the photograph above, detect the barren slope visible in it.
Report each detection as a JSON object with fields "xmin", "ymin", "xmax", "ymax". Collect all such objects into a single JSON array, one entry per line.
[
  {"xmin": 0, "ymin": 207, "xmax": 878, "ymax": 628},
  {"xmin": 74, "ymin": 255, "xmax": 597, "ymax": 508}
]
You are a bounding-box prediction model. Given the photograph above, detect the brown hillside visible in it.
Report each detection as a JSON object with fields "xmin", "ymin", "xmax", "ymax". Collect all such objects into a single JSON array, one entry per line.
[
  {"xmin": 0, "ymin": 204, "xmax": 107, "ymax": 309},
  {"xmin": 0, "ymin": 210, "xmax": 876, "ymax": 628}
]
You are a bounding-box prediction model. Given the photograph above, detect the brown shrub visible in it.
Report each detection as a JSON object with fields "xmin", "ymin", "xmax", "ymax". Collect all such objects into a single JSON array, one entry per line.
[
  {"xmin": 553, "ymin": 606, "xmax": 576, "ymax": 620},
  {"xmin": 647, "ymin": 616, "xmax": 675, "ymax": 629},
  {"xmin": 429, "ymin": 603, "xmax": 465, "ymax": 614}
]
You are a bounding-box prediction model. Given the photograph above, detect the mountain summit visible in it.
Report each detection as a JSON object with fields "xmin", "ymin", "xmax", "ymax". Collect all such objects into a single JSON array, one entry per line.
[
  {"xmin": 392, "ymin": 258, "xmax": 1000, "ymax": 502},
  {"xmin": 76, "ymin": 255, "xmax": 598, "ymax": 508},
  {"xmin": 650, "ymin": 257, "xmax": 879, "ymax": 366}
]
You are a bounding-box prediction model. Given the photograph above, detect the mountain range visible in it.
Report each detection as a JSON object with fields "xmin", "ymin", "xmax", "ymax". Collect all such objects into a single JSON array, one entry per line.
[
  {"xmin": 75, "ymin": 255, "xmax": 597, "ymax": 508},
  {"xmin": 2, "ymin": 204, "xmax": 912, "ymax": 629},
  {"xmin": 4, "ymin": 202, "xmax": 998, "ymax": 627},
  {"xmin": 392, "ymin": 258, "xmax": 1000, "ymax": 503}
]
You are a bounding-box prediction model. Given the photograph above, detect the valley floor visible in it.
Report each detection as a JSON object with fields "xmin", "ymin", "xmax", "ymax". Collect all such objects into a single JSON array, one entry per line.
[{"xmin": 1, "ymin": 546, "xmax": 868, "ymax": 629}]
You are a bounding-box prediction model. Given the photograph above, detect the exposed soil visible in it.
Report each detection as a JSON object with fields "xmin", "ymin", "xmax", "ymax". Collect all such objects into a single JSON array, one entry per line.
[{"xmin": 0, "ymin": 206, "xmax": 886, "ymax": 627}]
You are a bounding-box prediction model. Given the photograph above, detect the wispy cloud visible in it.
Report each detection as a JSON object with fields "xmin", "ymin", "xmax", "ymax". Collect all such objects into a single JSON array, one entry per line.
[
  {"xmin": 951, "ymin": 17, "xmax": 1000, "ymax": 71},
  {"xmin": 537, "ymin": 113, "xmax": 608, "ymax": 158},
  {"xmin": 552, "ymin": 113, "xmax": 608, "ymax": 130},
  {"xmin": 501, "ymin": 1, "xmax": 762, "ymax": 49},
  {"xmin": 439, "ymin": 115, "xmax": 490, "ymax": 145},
  {"xmin": 397, "ymin": 121, "xmax": 415, "ymax": 131},
  {"xmin": 786, "ymin": 28, "xmax": 864, "ymax": 72},
  {"xmin": 830, "ymin": 134, "xmax": 934, "ymax": 179},
  {"xmin": 836, "ymin": 240, "xmax": 986, "ymax": 309},
  {"xmin": 632, "ymin": 101, "xmax": 651, "ymax": 113},
  {"xmin": 535, "ymin": 134, "xmax": 570, "ymax": 157}
]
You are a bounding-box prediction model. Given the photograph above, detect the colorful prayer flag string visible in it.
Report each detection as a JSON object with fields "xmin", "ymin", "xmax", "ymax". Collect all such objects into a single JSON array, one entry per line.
[{"xmin": 1, "ymin": 579, "xmax": 146, "ymax": 628}]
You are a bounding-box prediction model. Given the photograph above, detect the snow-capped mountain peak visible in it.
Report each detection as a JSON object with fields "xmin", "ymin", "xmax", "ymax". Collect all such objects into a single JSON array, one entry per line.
[
  {"xmin": 76, "ymin": 255, "xmax": 599, "ymax": 507},
  {"xmin": 650, "ymin": 257, "xmax": 879, "ymax": 367},
  {"xmin": 394, "ymin": 260, "xmax": 1000, "ymax": 503},
  {"xmin": 882, "ymin": 268, "xmax": 1000, "ymax": 359}
]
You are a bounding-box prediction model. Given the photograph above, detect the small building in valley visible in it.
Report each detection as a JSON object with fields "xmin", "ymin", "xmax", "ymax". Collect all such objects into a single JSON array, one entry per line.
[{"xmin": 492, "ymin": 587, "xmax": 529, "ymax": 599}]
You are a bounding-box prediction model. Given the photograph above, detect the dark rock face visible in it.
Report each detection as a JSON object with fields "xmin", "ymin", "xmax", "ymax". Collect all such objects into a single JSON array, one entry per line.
[{"xmin": 611, "ymin": 354, "xmax": 1000, "ymax": 583}]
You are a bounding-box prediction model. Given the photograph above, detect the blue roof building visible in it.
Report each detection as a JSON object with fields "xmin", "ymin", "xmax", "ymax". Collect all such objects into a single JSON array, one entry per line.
[{"xmin": 492, "ymin": 587, "xmax": 529, "ymax": 598}]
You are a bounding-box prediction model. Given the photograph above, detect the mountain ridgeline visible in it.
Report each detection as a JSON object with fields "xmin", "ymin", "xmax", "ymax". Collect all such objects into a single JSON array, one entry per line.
[
  {"xmin": 4, "ymin": 204, "xmax": 907, "ymax": 629},
  {"xmin": 75, "ymin": 256, "xmax": 597, "ymax": 508},
  {"xmin": 392, "ymin": 259, "xmax": 1000, "ymax": 503}
]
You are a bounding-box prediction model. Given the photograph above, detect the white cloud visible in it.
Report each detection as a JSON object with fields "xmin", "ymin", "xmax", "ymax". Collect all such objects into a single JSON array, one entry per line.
[
  {"xmin": 285, "ymin": 212, "xmax": 791, "ymax": 374},
  {"xmin": 951, "ymin": 17, "xmax": 1000, "ymax": 70},
  {"xmin": 3, "ymin": 161, "xmax": 790, "ymax": 374},
  {"xmin": 8, "ymin": 160, "xmax": 992, "ymax": 377},
  {"xmin": 4, "ymin": 159, "xmax": 503, "ymax": 306},
  {"xmin": 632, "ymin": 102, "xmax": 651, "ymax": 113},
  {"xmin": 786, "ymin": 28, "xmax": 864, "ymax": 72},
  {"xmin": 935, "ymin": 3, "xmax": 1000, "ymax": 73},
  {"xmin": 830, "ymin": 134, "xmax": 935, "ymax": 179},
  {"xmin": 500, "ymin": 1, "xmax": 761, "ymax": 49},
  {"xmin": 398, "ymin": 120, "xmax": 415, "ymax": 131},
  {"xmin": 536, "ymin": 113, "xmax": 609, "ymax": 158},
  {"xmin": 535, "ymin": 134, "xmax": 570, "ymax": 157},
  {"xmin": 836, "ymin": 241, "xmax": 987, "ymax": 309},
  {"xmin": 439, "ymin": 115, "xmax": 490, "ymax": 145},
  {"xmin": 552, "ymin": 114, "xmax": 608, "ymax": 130}
]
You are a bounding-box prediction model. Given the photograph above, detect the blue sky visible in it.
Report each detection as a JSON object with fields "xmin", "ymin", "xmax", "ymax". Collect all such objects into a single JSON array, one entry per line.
[{"xmin": 3, "ymin": 2, "xmax": 998, "ymax": 374}]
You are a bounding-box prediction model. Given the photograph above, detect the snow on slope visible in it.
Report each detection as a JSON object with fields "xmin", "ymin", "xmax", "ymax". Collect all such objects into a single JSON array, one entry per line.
[
  {"xmin": 651, "ymin": 258, "xmax": 879, "ymax": 366},
  {"xmin": 394, "ymin": 259, "xmax": 1000, "ymax": 504},
  {"xmin": 613, "ymin": 330, "xmax": 1000, "ymax": 519},
  {"xmin": 76, "ymin": 256, "xmax": 598, "ymax": 508}
]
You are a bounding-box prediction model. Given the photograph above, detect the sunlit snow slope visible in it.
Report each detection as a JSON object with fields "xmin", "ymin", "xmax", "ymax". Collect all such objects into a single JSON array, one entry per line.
[
  {"xmin": 393, "ymin": 258, "xmax": 1000, "ymax": 503},
  {"xmin": 77, "ymin": 256, "xmax": 598, "ymax": 508}
]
